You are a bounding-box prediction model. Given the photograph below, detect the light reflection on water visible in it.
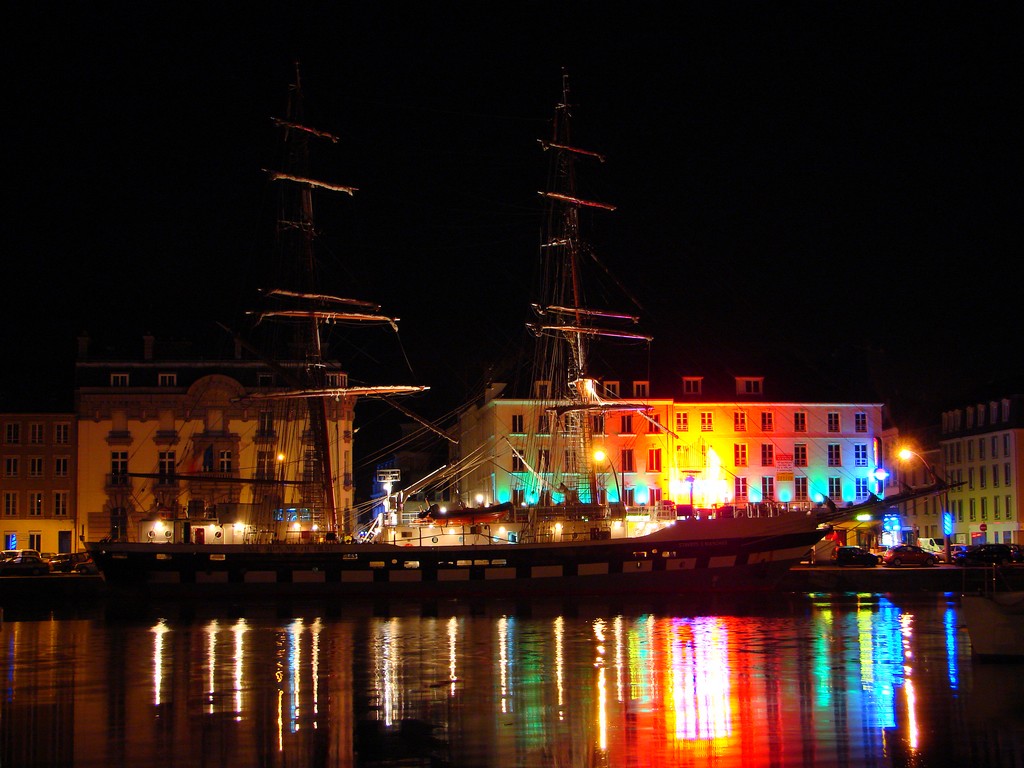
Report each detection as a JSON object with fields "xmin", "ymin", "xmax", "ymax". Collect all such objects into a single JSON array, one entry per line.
[{"xmin": 2, "ymin": 593, "xmax": 1023, "ymax": 767}]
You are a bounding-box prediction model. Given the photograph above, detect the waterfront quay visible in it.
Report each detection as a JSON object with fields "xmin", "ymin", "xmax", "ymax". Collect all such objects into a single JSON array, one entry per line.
[{"xmin": 1, "ymin": 565, "xmax": 1022, "ymax": 610}]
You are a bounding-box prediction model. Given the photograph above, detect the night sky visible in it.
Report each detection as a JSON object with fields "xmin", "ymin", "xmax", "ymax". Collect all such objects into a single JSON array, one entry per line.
[{"xmin": 6, "ymin": 4, "xmax": 1019, "ymax": 430}]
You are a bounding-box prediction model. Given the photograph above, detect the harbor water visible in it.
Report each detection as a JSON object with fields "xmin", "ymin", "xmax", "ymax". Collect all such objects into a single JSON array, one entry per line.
[{"xmin": 2, "ymin": 591, "xmax": 1023, "ymax": 767}]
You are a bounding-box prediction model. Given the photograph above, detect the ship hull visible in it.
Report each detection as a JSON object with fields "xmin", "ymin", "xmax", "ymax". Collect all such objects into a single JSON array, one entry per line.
[{"xmin": 85, "ymin": 513, "xmax": 824, "ymax": 599}]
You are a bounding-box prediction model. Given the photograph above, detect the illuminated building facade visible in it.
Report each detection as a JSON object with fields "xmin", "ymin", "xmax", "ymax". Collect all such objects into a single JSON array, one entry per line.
[
  {"xmin": 74, "ymin": 334, "xmax": 356, "ymax": 543},
  {"xmin": 939, "ymin": 394, "xmax": 1022, "ymax": 546},
  {"xmin": 0, "ymin": 412, "xmax": 77, "ymax": 554},
  {"xmin": 456, "ymin": 375, "xmax": 886, "ymax": 517}
]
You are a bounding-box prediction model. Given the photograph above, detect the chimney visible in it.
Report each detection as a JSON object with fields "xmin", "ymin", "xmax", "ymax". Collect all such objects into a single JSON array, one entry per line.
[
  {"xmin": 143, "ymin": 334, "xmax": 155, "ymax": 360},
  {"xmin": 77, "ymin": 333, "xmax": 90, "ymax": 359}
]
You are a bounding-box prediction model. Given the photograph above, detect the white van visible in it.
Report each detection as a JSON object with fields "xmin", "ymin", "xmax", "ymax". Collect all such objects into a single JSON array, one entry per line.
[{"xmin": 918, "ymin": 538, "xmax": 946, "ymax": 559}]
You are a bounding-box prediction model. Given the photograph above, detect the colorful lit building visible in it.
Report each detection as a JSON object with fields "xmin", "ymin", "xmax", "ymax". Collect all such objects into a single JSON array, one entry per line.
[{"xmin": 455, "ymin": 375, "xmax": 887, "ymax": 524}]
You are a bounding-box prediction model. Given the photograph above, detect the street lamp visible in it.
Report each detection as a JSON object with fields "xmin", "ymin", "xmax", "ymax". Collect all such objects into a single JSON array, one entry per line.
[
  {"xmin": 593, "ymin": 449, "xmax": 623, "ymax": 516},
  {"xmin": 898, "ymin": 447, "xmax": 951, "ymax": 564}
]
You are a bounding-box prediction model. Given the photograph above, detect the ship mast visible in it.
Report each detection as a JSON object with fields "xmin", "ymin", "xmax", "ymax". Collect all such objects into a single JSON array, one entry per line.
[{"xmin": 531, "ymin": 71, "xmax": 653, "ymax": 507}]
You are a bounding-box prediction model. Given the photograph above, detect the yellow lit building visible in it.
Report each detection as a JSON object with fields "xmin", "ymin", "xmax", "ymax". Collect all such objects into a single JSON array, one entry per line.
[
  {"xmin": 74, "ymin": 335, "xmax": 357, "ymax": 544},
  {"xmin": 0, "ymin": 412, "xmax": 77, "ymax": 554}
]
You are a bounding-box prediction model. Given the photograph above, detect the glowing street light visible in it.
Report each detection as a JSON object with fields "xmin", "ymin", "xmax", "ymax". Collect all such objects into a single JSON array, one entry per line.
[{"xmin": 898, "ymin": 447, "xmax": 951, "ymax": 563}]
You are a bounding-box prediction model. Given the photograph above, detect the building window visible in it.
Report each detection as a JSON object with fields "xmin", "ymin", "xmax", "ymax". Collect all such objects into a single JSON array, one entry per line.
[
  {"xmin": 700, "ymin": 412, "xmax": 713, "ymax": 432},
  {"xmin": 591, "ymin": 414, "xmax": 604, "ymax": 434},
  {"xmin": 218, "ymin": 450, "xmax": 232, "ymax": 473},
  {"xmin": 603, "ymin": 381, "xmax": 619, "ymax": 397},
  {"xmin": 537, "ymin": 414, "xmax": 550, "ymax": 434},
  {"xmin": 734, "ymin": 444, "xmax": 748, "ymax": 467},
  {"xmin": 623, "ymin": 488, "xmax": 635, "ymax": 507},
  {"xmin": 256, "ymin": 451, "xmax": 274, "ymax": 479},
  {"xmin": 739, "ymin": 377, "xmax": 763, "ymax": 395},
  {"xmin": 994, "ymin": 495, "xmax": 1002, "ymax": 519},
  {"xmin": 854, "ymin": 444, "xmax": 868, "ymax": 467},
  {"xmin": 564, "ymin": 449, "xmax": 577, "ymax": 473},
  {"xmin": 512, "ymin": 488, "xmax": 525, "ymax": 507},
  {"xmin": 827, "ymin": 444, "xmax": 842, "ymax": 467},
  {"xmin": 158, "ymin": 373, "xmax": 177, "ymax": 387},
  {"xmin": 854, "ymin": 413, "xmax": 867, "ymax": 433},
  {"xmin": 4, "ymin": 423, "xmax": 20, "ymax": 445},
  {"xmin": 1005, "ymin": 463, "xmax": 1012, "ymax": 487},
  {"xmin": 4, "ymin": 458, "xmax": 19, "ymax": 478},
  {"xmin": 258, "ymin": 411, "xmax": 274, "ymax": 437},
  {"xmin": 968, "ymin": 498, "xmax": 976, "ymax": 521},
  {"xmin": 53, "ymin": 491, "xmax": 68, "ymax": 517},
  {"xmin": 28, "ymin": 492, "xmax": 43, "ymax": 517},
  {"xmin": 675, "ymin": 412, "xmax": 688, "ymax": 432},
  {"xmin": 511, "ymin": 414, "xmax": 524, "ymax": 433},
  {"xmin": 734, "ymin": 412, "xmax": 747, "ymax": 431},
  {"xmin": 761, "ymin": 444, "xmax": 774, "ymax": 467},
  {"xmin": 159, "ymin": 451, "xmax": 176, "ymax": 478},
  {"xmin": 647, "ymin": 448, "xmax": 662, "ymax": 472},
  {"xmin": 54, "ymin": 457, "xmax": 68, "ymax": 477},
  {"xmin": 1006, "ymin": 495, "xmax": 1013, "ymax": 520},
  {"xmin": 620, "ymin": 449, "xmax": 635, "ymax": 473},
  {"xmin": 794, "ymin": 412, "xmax": 807, "ymax": 433},
  {"xmin": 111, "ymin": 373, "xmax": 129, "ymax": 387},
  {"xmin": 981, "ymin": 497, "xmax": 988, "ymax": 520},
  {"xmin": 993, "ymin": 464, "xmax": 1000, "ymax": 488},
  {"xmin": 682, "ymin": 377, "xmax": 702, "ymax": 395},
  {"xmin": 795, "ymin": 476, "xmax": 809, "ymax": 502},
  {"xmin": 734, "ymin": 477, "xmax": 747, "ymax": 501},
  {"xmin": 794, "ymin": 444, "xmax": 808, "ymax": 467},
  {"xmin": 827, "ymin": 413, "xmax": 840, "ymax": 433},
  {"xmin": 647, "ymin": 415, "xmax": 661, "ymax": 434},
  {"xmin": 761, "ymin": 412, "xmax": 774, "ymax": 432},
  {"xmin": 633, "ymin": 381, "xmax": 649, "ymax": 398},
  {"xmin": 855, "ymin": 477, "xmax": 869, "ymax": 499},
  {"xmin": 325, "ymin": 372, "xmax": 347, "ymax": 388},
  {"xmin": 980, "ymin": 465, "xmax": 987, "ymax": 489},
  {"xmin": 761, "ymin": 477, "xmax": 774, "ymax": 500},
  {"xmin": 257, "ymin": 373, "xmax": 274, "ymax": 387},
  {"xmin": 979, "ymin": 437, "xmax": 986, "ymax": 461},
  {"xmin": 535, "ymin": 450, "xmax": 555, "ymax": 475},
  {"xmin": 968, "ymin": 467, "xmax": 974, "ymax": 490},
  {"xmin": 828, "ymin": 477, "xmax": 842, "ymax": 500},
  {"xmin": 29, "ymin": 423, "xmax": 44, "ymax": 444},
  {"xmin": 111, "ymin": 451, "xmax": 128, "ymax": 484},
  {"xmin": 511, "ymin": 452, "xmax": 525, "ymax": 472},
  {"xmin": 54, "ymin": 423, "xmax": 69, "ymax": 445},
  {"xmin": 534, "ymin": 381, "xmax": 551, "ymax": 399},
  {"xmin": 619, "ymin": 415, "xmax": 633, "ymax": 434},
  {"xmin": 29, "ymin": 457, "xmax": 44, "ymax": 478},
  {"xmin": 3, "ymin": 492, "xmax": 16, "ymax": 517}
]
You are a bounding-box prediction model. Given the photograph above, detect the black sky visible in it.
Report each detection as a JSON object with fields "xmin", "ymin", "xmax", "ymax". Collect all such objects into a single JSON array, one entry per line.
[{"xmin": 5, "ymin": 4, "xmax": 1020, "ymax": 427}]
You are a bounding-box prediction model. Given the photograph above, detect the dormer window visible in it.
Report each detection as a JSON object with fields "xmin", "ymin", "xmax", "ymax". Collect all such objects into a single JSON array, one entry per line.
[
  {"xmin": 111, "ymin": 373, "xmax": 129, "ymax": 387},
  {"xmin": 682, "ymin": 377, "xmax": 702, "ymax": 395},
  {"xmin": 632, "ymin": 381, "xmax": 649, "ymax": 398},
  {"xmin": 736, "ymin": 377, "xmax": 763, "ymax": 396},
  {"xmin": 158, "ymin": 373, "xmax": 177, "ymax": 387},
  {"xmin": 534, "ymin": 381, "xmax": 551, "ymax": 399},
  {"xmin": 604, "ymin": 381, "xmax": 620, "ymax": 397}
]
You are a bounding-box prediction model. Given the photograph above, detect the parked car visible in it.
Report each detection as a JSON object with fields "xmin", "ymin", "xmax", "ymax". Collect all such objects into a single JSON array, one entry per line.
[
  {"xmin": 953, "ymin": 543, "xmax": 1016, "ymax": 566},
  {"xmin": 1007, "ymin": 543, "xmax": 1024, "ymax": 563},
  {"xmin": 832, "ymin": 546, "xmax": 879, "ymax": 567},
  {"xmin": 881, "ymin": 544, "xmax": 937, "ymax": 567},
  {"xmin": 0, "ymin": 554, "xmax": 52, "ymax": 576},
  {"xmin": 48, "ymin": 551, "xmax": 98, "ymax": 574},
  {"xmin": 2, "ymin": 549, "xmax": 41, "ymax": 562}
]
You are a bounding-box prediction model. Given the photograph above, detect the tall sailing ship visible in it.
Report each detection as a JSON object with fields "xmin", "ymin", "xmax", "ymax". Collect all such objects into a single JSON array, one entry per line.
[{"xmin": 86, "ymin": 69, "xmax": 840, "ymax": 598}]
